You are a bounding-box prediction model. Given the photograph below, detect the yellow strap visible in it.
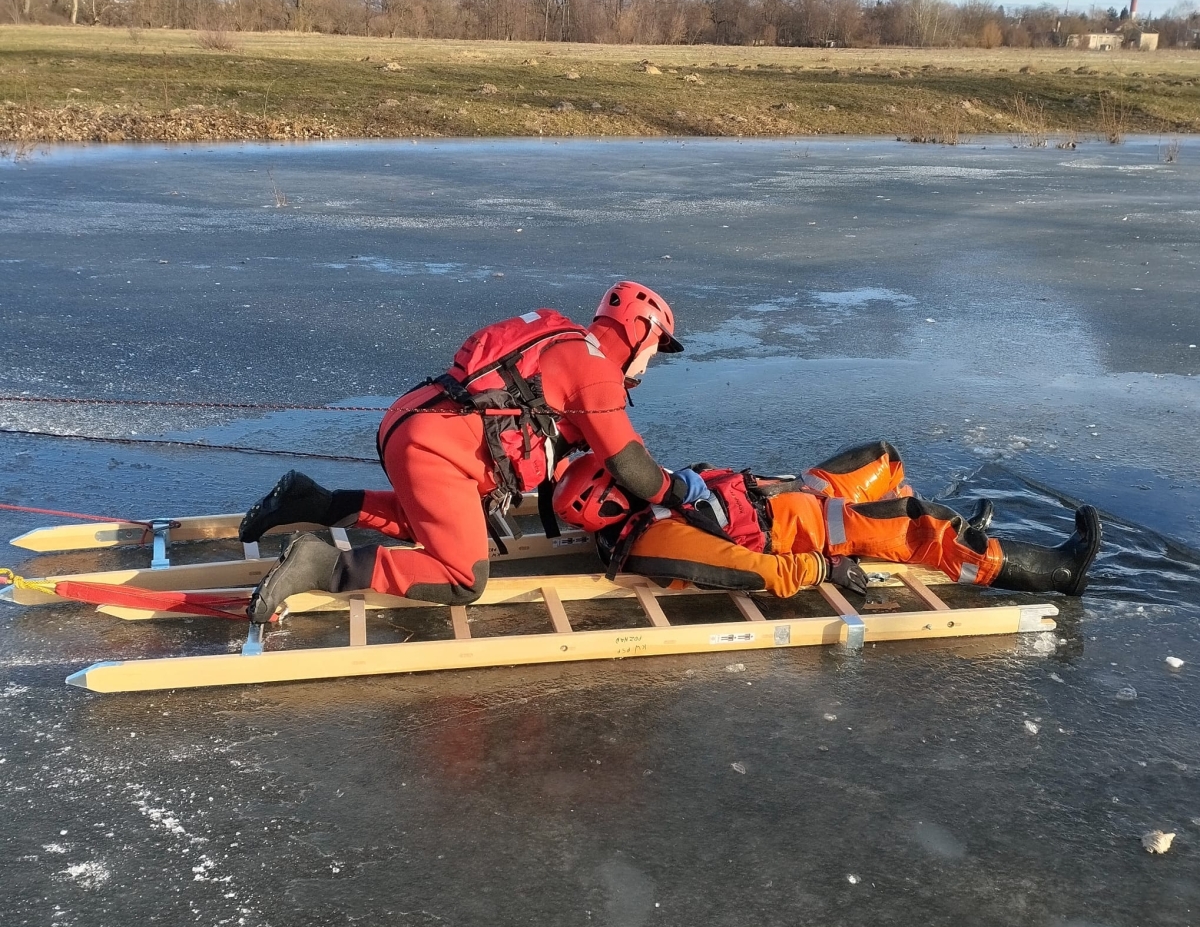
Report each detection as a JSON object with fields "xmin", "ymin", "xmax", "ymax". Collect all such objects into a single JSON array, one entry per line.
[{"xmin": 0, "ymin": 568, "xmax": 58, "ymax": 597}]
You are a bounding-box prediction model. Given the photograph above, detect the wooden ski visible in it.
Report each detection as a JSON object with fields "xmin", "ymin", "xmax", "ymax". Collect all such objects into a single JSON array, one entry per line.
[
  {"xmin": 4, "ymin": 513, "xmax": 594, "ymax": 610},
  {"xmin": 1, "ymin": 552, "xmax": 965, "ymax": 616},
  {"xmin": 9, "ymin": 495, "xmax": 549, "ymax": 554},
  {"xmin": 64, "ymin": 575, "xmax": 1059, "ymax": 693}
]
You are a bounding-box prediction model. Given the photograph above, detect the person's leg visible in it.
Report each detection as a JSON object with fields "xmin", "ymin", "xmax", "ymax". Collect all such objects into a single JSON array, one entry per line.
[
  {"xmin": 354, "ymin": 490, "xmax": 416, "ymax": 541},
  {"xmin": 333, "ymin": 415, "xmax": 492, "ymax": 605},
  {"xmin": 247, "ymin": 414, "xmax": 494, "ymax": 619},
  {"xmin": 830, "ymin": 496, "xmax": 1100, "ymax": 595},
  {"xmin": 802, "ymin": 440, "xmax": 914, "ymax": 503},
  {"xmin": 828, "ymin": 496, "xmax": 1004, "ymax": 585}
]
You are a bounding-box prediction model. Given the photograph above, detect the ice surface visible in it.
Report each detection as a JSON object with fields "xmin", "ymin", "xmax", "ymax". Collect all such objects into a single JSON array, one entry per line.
[{"xmin": 2, "ymin": 137, "xmax": 1199, "ymax": 927}]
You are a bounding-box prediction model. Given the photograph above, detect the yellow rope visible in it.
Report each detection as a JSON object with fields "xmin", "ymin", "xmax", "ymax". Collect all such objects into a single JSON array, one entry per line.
[{"xmin": 0, "ymin": 568, "xmax": 58, "ymax": 596}]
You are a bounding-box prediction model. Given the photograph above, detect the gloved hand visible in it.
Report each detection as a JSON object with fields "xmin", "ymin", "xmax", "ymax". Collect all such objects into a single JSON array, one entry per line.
[
  {"xmin": 826, "ymin": 556, "xmax": 868, "ymax": 596},
  {"xmin": 674, "ymin": 468, "xmax": 713, "ymax": 506}
]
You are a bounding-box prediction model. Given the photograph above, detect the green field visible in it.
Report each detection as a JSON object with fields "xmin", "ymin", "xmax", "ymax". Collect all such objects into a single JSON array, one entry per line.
[{"xmin": 2, "ymin": 25, "xmax": 1199, "ymax": 143}]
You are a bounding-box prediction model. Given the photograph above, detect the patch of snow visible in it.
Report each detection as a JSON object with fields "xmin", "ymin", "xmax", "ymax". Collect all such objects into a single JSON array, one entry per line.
[{"xmin": 61, "ymin": 861, "xmax": 110, "ymax": 889}]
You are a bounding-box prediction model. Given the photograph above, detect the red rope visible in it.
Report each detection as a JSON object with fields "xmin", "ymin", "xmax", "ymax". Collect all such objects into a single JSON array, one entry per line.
[
  {"xmin": 55, "ymin": 581, "xmax": 253, "ymax": 621},
  {"xmin": 0, "ymin": 395, "xmax": 388, "ymax": 412},
  {"xmin": 0, "ymin": 501, "xmax": 156, "ymax": 527},
  {"xmin": 0, "ymin": 428, "xmax": 377, "ymax": 463}
]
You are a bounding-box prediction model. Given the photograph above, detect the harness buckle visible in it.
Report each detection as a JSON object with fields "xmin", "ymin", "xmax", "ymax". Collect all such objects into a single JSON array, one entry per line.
[{"xmin": 692, "ymin": 495, "xmax": 729, "ymax": 529}]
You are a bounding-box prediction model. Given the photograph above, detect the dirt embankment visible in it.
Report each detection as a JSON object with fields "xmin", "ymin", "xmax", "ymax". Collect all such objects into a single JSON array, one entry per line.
[{"xmin": 2, "ymin": 27, "xmax": 1199, "ymax": 144}]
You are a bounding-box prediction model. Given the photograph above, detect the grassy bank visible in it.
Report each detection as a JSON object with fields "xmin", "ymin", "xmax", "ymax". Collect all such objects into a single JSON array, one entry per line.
[{"xmin": 2, "ymin": 25, "xmax": 1199, "ymax": 143}]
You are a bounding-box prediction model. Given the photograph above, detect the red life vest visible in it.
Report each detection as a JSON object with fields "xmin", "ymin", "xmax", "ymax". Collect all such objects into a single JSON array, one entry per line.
[
  {"xmin": 376, "ymin": 309, "xmax": 589, "ymax": 498},
  {"xmin": 692, "ymin": 469, "xmax": 771, "ymax": 553},
  {"xmin": 601, "ymin": 467, "xmax": 774, "ymax": 579}
]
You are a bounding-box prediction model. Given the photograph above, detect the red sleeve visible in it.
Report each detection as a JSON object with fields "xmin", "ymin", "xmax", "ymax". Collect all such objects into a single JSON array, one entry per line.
[{"xmin": 541, "ymin": 339, "xmax": 673, "ymax": 504}]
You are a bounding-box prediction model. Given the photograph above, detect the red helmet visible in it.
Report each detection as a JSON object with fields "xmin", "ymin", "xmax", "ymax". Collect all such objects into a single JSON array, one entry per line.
[
  {"xmin": 553, "ymin": 453, "xmax": 635, "ymax": 532},
  {"xmin": 593, "ymin": 281, "xmax": 683, "ymax": 356}
]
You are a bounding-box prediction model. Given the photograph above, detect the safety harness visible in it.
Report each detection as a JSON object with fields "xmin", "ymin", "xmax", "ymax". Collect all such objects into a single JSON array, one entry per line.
[{"xmin": 375, "ymin": 310, "xmax": 590, "ymax": 548}]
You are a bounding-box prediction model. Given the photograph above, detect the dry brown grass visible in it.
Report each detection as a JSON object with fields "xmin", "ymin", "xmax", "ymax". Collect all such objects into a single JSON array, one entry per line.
[
  {"xmin": 1010, "ymin": 92, "xmax": 1047, "ymax": 147},
  {"xmin": 899, "ymin": 99, "xmax": 968, "ymax": 145},
  {"xmin": 0, "ymin": 135, "xmax": 38, "ymax": 160},
  {"xmin": 196, "ymin": 29, "xmax": 236, "ymax": 52},
  {"xmin": 1, "ymin": 26, "xmax": 1198, "ymax": 142},
  {"xmin": 1099, "ymin": 90, "xmax": 1129, "ymax": 143}
]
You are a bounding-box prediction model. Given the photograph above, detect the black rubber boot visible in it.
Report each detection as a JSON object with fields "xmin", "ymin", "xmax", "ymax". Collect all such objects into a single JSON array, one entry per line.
[
  {"xmin": 992, "ymin": 505, "xmax": 1101, "ymax": 597},
  {"xmin": 967, "ymin": 499, "xmax": 994, "ymax": 533},
  {"xmin": 247, "ymin": 533, "xmax": 341, "ymax": 623},
  {"xmin": 239, "ymin": 471, "xmax": 364, "ymax": 543}
]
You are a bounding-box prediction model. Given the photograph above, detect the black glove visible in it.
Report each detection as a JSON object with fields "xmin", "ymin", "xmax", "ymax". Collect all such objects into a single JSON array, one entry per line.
[{"xmin": 826, "ymin": 556, "xmax": 868, "ymax": 596}]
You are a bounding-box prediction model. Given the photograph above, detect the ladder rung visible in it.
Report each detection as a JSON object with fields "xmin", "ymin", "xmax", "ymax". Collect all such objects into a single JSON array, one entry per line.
[
  {"xmin": 729, "ymin": 593, "xmax": 766, "ymax": 621},
  {"xmin": 450, "ymin": 605, "xmax": 471, "ymax": 640},
  {"xmin": 349, "ymin": 595, "xmax": 367, "ymax": 647},
  {"xmin": 817, "ymin": 582, "xmax": 858, "ymax": 617},
  {"xmin": 899, "ymin": 573, "xmax": 951, "ymax": 611},
  {"xmin": 633, "ymin": 584, "xmax": 671, "ymax": 628},
  {"xmin": 542, "ymin": 586, "xmax": 573, "ymax": 634}
]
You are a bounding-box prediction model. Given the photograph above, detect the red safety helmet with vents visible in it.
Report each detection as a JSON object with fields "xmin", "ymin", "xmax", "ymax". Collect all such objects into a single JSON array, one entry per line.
[
  {"xmin": 553, "ymin": 452, "xmax": 636, "ymax": 533},
  {"xmin": 593, "ymin": 281, "xmax": 683, "ymax": 356}
]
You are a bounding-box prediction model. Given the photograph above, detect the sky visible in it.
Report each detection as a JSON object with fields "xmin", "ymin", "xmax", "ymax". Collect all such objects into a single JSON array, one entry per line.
[{"xmin": 1058, "ymin": 0, "xmax": 1196, "ymax": 17}]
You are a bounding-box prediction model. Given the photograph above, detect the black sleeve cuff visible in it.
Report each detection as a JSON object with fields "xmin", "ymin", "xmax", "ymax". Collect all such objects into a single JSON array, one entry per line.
[{"xmin": 661, "ymin": 472, "xmax": 689, "ymax": 509}]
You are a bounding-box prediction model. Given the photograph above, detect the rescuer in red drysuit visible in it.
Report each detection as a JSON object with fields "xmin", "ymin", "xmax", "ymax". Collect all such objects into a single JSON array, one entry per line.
[
  {"xmin": 243, "ymin": 281, "xmax": 713, "ymax": 622},
  {"xmin": 553, "ymin": 440, "xmax": 1101, "ymax": 598}
]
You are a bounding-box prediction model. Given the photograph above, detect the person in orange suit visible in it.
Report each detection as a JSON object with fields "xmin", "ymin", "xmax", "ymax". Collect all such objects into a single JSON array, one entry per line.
[
  {"xmin": 553, "ymin": 440, "xmax": 1101, "ymax": 598},
  {"xmin": 241, "ymin": 281, "xmax": 714, "ymax": 622}
]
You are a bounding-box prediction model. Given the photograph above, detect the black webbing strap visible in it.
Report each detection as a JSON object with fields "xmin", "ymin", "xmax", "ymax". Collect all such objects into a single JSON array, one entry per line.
[
  {"xmin": 433, "ymin": 373, "xmax": 474, "ymax": 407},
  {"xmin": 483, "ymin": 500, "xmax": 510, "ymax": 556},
  {"xmin": 537, "ymin": 479, "xmax": 560, "ymax": 539},
  {"xmin": 603, "ymin": 508, "xmax": 656, "ymax": 581},
  {"xmin": 500, "ymin": 365, "xmax": 558, "ymax": 442}
]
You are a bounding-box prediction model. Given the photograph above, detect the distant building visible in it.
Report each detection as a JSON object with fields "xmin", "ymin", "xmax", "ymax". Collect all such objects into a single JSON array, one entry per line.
[
  {"xmin": 1066, "ymin": 33, "xmax": 1120, "ymax": 49},
  {"xmin": 1127, "ymin": 30, "xmax": 1158, "ymax": 49}
]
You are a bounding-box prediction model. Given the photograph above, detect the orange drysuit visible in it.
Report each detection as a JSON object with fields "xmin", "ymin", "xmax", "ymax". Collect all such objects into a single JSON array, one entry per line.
[
  {"xmin": 332, "ymin": 324, "xmax": 680, "ymax": 604},
  {"xmin": 621, "ymin": 441, "xmax": 1005, "ymax": 597}
]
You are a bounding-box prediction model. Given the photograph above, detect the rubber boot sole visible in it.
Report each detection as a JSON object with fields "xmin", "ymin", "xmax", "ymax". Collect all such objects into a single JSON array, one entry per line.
[
  {"xmin": 247, "ymin": 533, "xmax": 340, "ymax": 623},
  {"xmin": 1062, "ymin": 504, "xmax": 1102, "ymax": 597},
  {"xmin": 239, "ymin": 470, "xmax": 331, "ymax": 543}
]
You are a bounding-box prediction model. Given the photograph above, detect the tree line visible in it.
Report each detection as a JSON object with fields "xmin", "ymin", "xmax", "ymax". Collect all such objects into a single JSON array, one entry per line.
[{"xmin": 9, "ymin": 0, "xmax": 1200, "ymax": 49}]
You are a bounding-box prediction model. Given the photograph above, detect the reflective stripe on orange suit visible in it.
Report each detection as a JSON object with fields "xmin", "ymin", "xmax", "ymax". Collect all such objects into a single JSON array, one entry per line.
[
  {"xmin": 336, "ymin": 329, "xmax": 672, "ymax": 604},
  {"xmin": 626, "ymin": 440, "xmax": 1003, "ymax": 597}
]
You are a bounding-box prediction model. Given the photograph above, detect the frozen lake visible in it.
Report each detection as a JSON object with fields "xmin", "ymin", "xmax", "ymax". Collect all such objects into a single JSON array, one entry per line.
[{"xmin": 1, "ymin": 137, "xmax": 1198, "ymax": 925}]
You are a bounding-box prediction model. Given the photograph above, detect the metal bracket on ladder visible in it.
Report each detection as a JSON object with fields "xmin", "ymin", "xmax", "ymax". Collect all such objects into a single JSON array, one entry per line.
[
  {"xmin": 149, "ymin": 519, "xmax": 173, "ymax": 570},
  {"xmin": 241, "ymin": 622, "xmax": 266, "ymax": 656},
  {"xmin": 838, "ymin": 613, "xmax": 866, "ymax": 651},
  {"xmin": 818, "ymin": 582, "xmax": 865, "ymax": 652}
]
